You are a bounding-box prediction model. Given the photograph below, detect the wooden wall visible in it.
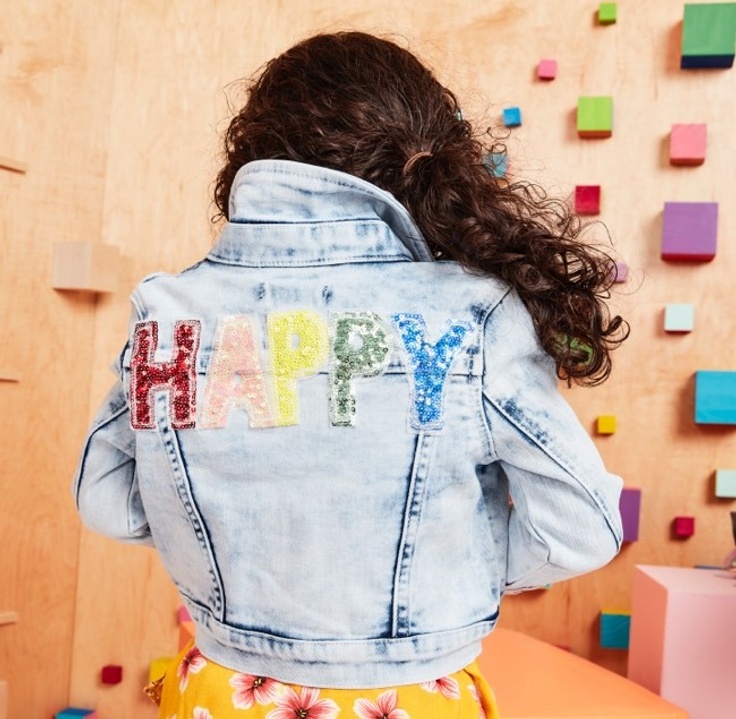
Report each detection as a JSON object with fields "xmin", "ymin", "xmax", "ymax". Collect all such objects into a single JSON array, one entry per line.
[{"xmin": 1, "ymin": 1, "xmax": 734, "ymax": 716}]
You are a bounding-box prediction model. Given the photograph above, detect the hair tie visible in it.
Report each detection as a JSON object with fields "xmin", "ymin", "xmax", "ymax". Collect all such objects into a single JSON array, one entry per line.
[{"xmin": 402, "ymin": 150, "xmax": 433, "ymax": 176}]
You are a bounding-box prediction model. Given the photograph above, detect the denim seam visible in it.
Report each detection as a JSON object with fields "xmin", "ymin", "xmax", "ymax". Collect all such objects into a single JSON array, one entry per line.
[{"xmin": 157, "ymin": 397, "xmax": 225, "ymax": 617}]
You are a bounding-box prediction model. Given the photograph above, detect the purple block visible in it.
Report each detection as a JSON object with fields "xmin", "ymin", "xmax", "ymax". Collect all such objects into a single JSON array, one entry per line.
[
  {"xmin": 613, "ymin": 261, "xmax": 628, "ymax": 283},
  {"xmin": 661, "ymin": 202, "xmax": 718, "ymax": 261},
  {"xmin": 620, "ymin": 487, "xmax": 641, "ymax": 542}
]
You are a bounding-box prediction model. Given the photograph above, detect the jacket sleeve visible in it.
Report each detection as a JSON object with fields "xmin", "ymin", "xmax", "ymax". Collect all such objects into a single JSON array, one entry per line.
[
  {"xmin": 72, "ymin": 345, "xmax": 154, "ymax": 547},
  {"xmin": 481, "ymin": 290, "xmax": 623, "ymax": 592}
]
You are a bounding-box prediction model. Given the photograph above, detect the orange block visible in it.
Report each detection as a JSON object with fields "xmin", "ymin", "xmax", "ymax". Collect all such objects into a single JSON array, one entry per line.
[
  {"xmin": 478, "ymin": 627, "xmax": 687, "ymax": 718},
  {"xmin": 178, "ymin": 620, "xmax": 195, "ymax": 651}
]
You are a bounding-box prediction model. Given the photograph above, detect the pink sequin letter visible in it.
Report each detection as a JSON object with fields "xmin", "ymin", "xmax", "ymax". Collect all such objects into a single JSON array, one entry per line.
[
  {"xmin": 130, "ymin": 320, "xmax": 201, "ymax": 430},
  {"xmin": 200, "ymin": 316, "xmax": 275, "ymax": 429}
]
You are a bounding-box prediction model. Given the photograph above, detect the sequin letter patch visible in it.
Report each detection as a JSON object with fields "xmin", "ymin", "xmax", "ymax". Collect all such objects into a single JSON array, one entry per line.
[
  {"xmin": 329, "ymin": 312, "xmax": 391, "ymax": 426},
  {"xmin": 391, "ymin": 314, "xmax": 472, "ymax": 431},
  {"xmin": 199, "ymin": 316, "xmax": 275, "ymax": 429},
  {"xmin": 267, "ymin": 310, "xmax": 329, "ymax": 426},
  {"xmin": 130, "ymin": 320, "xmax": 201, "ymax": 430}
]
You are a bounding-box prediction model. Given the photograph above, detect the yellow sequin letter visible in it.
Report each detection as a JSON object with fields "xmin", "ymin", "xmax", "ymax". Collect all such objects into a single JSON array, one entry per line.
[{"xmin": 268, "ymin": 310, "xmax": 329, "ymax": 426}]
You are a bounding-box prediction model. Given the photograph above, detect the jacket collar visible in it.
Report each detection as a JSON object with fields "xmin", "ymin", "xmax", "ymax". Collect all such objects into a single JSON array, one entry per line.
[{"xmin": 208, "ymin": 160, "xmax": 434, "ymax": 267}]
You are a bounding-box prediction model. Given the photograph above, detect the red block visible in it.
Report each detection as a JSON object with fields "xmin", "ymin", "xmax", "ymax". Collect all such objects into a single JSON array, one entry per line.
[
  {"xmin": 673, "ymin": 516, "xmax": 695, "ymax": 538},
  {"xmin": 574, "ymin": 185, "xmax": 601, "ymax": 215},
  {"xmin": 669, "ymin": 124, "xmax": 706, "ymax": 166},
  {"xmin": 101, "ymin": 664, "xmax": 123, "ymax": 685}
]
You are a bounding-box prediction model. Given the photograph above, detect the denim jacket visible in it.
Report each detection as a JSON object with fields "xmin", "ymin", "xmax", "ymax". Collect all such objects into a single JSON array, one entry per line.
[{"xmin": 73, "ymin": 160, "xmax": 623, "ymax": 688}]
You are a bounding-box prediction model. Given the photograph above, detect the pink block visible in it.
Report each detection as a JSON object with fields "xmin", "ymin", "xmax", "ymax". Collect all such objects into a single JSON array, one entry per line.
[
  {"xmin": 669, "ymin": 124, "xmax": 706, "ymax": 166},
  {"xmin": 537, "ymin": 58, "xmax": 557, "ymax": 80},
  {"xmin": 629, "ymin": 565, "xmax": 736, "ymax": 719},
  {"xmin": 613, "ymin": 261, "xmax": 629, "ymax": 283},
  {"xmin": 177, "ymin": 604, "xmax": 192, "ymax": 623}
]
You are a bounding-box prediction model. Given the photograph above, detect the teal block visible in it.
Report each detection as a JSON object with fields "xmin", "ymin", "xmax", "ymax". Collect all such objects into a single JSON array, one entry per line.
[
  {"xmin": 483, "ymin": 152, "xmax": 507, "ymax": 178},
  {"xmin": 695, "ymin": 371, "xmax": 736, "ymax": 424},
  {"xmin": 664, "ymin": 303, "xmax": 695, "ymax": 332},
  {"xmin": 600, "ymin": 612, "xmax": 631, "ymax": 649},
  {"xmin": 56, "ymin": 710, "xmax": 97, "ymax": 719},
  {"xmin": 716, "ymin": 469, "xmax": 736, "ymax": 498},
  {"xmin": 681, "ymin": 3, "xmax": 736, "ymax": 68},
  {"xmin": 502, "ymin": 106, "xmax": 522, "ymax": 127}
]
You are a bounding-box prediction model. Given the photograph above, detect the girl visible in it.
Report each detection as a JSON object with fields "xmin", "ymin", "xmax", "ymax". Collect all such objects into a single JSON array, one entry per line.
[{"xmin": 74, "ymin": 31, "xmax": 628, "ymax": 719}]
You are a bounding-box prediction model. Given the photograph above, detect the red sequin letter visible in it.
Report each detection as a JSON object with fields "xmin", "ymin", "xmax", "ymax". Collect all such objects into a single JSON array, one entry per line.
[{"xmin": 130, "ymin": 320, "xmax": 201, "ymax": 429}]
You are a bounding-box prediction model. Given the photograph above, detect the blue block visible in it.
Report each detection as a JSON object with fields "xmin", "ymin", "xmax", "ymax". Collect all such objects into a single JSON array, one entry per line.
[
  {"xmin": 600, "ymin": 612, "xmax": 631, "ymax": 649},
  {"xmin": 695, "ymin": 371, "xmax": 736, "ymax": 424},
  {"xmin": 55, "ymin": 710, "xmax": 96, "ymax": 719},
  {"xmin": 502, "ymin": 106, "xmax": 522, "ymax": 127},
  {"xmin": 483, "ymin": 152, "xmax": 507, "ymax": 178}
]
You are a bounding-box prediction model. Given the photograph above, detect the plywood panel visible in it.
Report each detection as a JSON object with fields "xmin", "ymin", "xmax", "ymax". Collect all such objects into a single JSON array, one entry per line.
[{"xmin": 0, "ymin": 2, "xmax": 122, "ymax": 717}]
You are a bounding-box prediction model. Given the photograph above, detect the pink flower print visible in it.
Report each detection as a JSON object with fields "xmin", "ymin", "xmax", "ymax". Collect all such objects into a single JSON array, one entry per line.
[
  {"xmin": 230, "ymin": 673, "xmax": 283, "ymax": 709},
  {"xmin": 420, "ymin": 675, "xmax": 460, "ymax": 699},
  {"xmin": 353, "ymin": 689, "xmax": 410, "ymax": 719},
  {"xmin": 192, "ymin": 708, "xmax": 213, "ymax": 719},
  {"xmin": 468, "ymin": 683, "xmax": 487, "ymax": 719},
  {"xmin": 266, "ymin": 686, "xmax": 340, "ymax": 719},
  {"xmin": 177, "ymin": 646, "xmax": 207, "ymax": 692}
]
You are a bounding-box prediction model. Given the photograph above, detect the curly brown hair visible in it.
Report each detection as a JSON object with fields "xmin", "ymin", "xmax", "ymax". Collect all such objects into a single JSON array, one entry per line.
[{"xmin": 214, "ymin": 32, "xmax": 628, "ymax": 385}]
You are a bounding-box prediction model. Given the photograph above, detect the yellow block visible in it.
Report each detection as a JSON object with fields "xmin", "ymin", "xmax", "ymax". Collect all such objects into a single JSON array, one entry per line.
[
  {"xmin": 597, "ymin": 415, "xmax": 617, "ymax": 435},
  {"xmin": 149, "ymin": 656, "xmax": 174, "ymax": 683}
]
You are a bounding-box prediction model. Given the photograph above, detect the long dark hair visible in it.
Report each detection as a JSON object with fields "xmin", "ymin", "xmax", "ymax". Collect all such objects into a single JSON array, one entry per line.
[{"xmin": 214, "ymin": 32, "xmax": 628, "ymax": 385}]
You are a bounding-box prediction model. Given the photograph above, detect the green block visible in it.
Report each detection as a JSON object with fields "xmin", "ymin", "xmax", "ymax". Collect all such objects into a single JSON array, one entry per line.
[
  {"xmin": 716, "ymin": 469, "xmax": 736, "ymax": 498},
  {"xmin": 600, "ymin": 611, "xmax": 631, "ymax": 649},
  {"xmin": 577, "ymin": 96, "xmax": 613, "ymax": 137},
  {"xmin": 682, "ymin": 3, "xmax": 736, "ymax": 67},
  {"xmin": 599, "ymin": 2, "xmax": 617, "ymax": 24}
]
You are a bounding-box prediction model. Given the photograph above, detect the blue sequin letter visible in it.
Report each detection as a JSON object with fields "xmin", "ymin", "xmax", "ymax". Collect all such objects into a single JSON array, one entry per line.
[{"xmin": 391, "ymin": 314, "xmax": 472, "ymax": 431}]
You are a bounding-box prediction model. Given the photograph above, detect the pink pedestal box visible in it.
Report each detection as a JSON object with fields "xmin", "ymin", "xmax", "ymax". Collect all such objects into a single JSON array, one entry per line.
[{"xmin": 629, "ymin": 565, "xmax": 736, "ymax": 719}]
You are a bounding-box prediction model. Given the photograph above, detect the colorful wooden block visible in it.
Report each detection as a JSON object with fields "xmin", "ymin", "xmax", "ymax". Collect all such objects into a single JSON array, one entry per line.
[
  {"xmin": 661, "ymin": 201, "xmax": 718, "ymax": 261},
  {"xmin": 600, "ymin": 610, "xmax": 630, "ymax": 649},
  {"xmin": 613, "ymin": 261, "xmax": 628, "ymax": 283},
  {"xmin": 577, "ymin": 96, "xmax": 613, "ymax": 138},
  {"xmin": 598, "ymin": 3, "xmax": 617, "ymax": 24},
  {"xmin": 537, "ymin": 58, "xmax": 557, "ymax": 80},
  {"xmin": 149, "ymin": 657, "xmax": 173, "ymax": 684},
  {"xmin": 629, "ymin": 566, "xmax": 736, "ymax": 718},
  {"xmin": 52, "ymin": 241, "xmax": 120, "ymax": 293},
  {"xmin": 179, "ymin": 620, "xmax": 196, "ymax": 650},
  {"xmin": 574, "ymin": 185, "xmax": 601, "ymax": 215},
  {"xmin": 681, "ymin": 2, "xmax": 736, "ymax": 69},
  {"xmin": 100, "ymin": 664, "xmax": 123, "ymax": 685},
  {"xmin": 502, "ymin": 106, "xmax": 522, "ymax": 127},
  {"xmin": 0, "ymin": 156, "xmax": 27, "ymax": 173},
  {"xmin": 483, "ymin": 152, "xmax": 507, "ymax": 178},
  {"xmin": 669, "ymin": 123, "xmax": 707, "ymax": 165},
  {"xmin": 673, "ymin": 516, "xmax": 695, "ymax": 538},
  {"xmin": 664, "ymin": 303, "xmax": 695, "ymax": 333},
  {"xmin": 55, "ymin": 709, "xmax": 98, "ymax": 719},
  {"xmin": 619, "ymin": 488, "xmax": 641, "ymax": 542},
  {"xmin": 177, "ymin": 604, "xmax": 192, "ymax": 623},
  {"xmin": 695, "ymin": 370, "xmax": 736, "ymax": 424},
  {"xmin": 715, "ymin": 469, "xmax": 736, "ymax": 498},
  {"xmin": 596, "ymin": 415, "xmax": 616, "ymax": 435}
]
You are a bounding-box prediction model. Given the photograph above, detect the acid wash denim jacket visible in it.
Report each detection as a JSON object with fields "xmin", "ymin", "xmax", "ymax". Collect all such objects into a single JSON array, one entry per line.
[{"xmin": 73, "ymin": 160, "xmax": 623, "ymax": 688}]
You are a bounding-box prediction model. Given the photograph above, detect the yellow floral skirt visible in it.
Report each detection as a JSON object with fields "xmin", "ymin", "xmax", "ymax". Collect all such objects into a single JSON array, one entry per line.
[{"xmin": 151, "ymin": 643, "xmax": 500, "ymax": 719}]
